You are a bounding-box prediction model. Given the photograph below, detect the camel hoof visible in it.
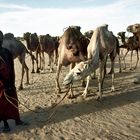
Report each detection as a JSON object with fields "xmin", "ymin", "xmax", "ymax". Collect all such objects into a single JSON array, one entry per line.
[
  {"xmin": 25, "ymin": 82, "xmax": 30, "ymax": 85},
  {"xmin": 18, "ymin": 86, "xmax": 23, "ymax": 90},
  {"xmin": 36, "ymin": 68, "xmax": 40, "ymax": 73},
  {"xmin": 119, "ymin": 70, "xmax": 122, "ymax": 73},
  {"xmin": 129, "ymin": 68, "xmax": 133, "ymax": 71},
  {"xmin": 67, "ymin": 95, "xmax": 75, "ymax": 99},
  {"xmin": 111, "ymin": 87, "xmax": 115, "ymax": 92},
  {"xmin": 108, "ymin": 71, "xmax": 112, "ymax": 74},
  {"xmin": 50, "ymin": 69, "xmax": 54, "ymax": 73},
  {"xmin": 96, "ymin": 96, "xmax": 102, "ymax": 101},
  {"xmin": 81, "ymin": 92, "xmax": 88, "ymax": 98}
]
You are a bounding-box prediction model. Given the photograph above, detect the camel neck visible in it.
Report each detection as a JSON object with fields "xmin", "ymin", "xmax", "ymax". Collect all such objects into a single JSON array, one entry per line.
[{"xmin": 85, "ymin": 55, "xmax": 99, "ymax": 75}]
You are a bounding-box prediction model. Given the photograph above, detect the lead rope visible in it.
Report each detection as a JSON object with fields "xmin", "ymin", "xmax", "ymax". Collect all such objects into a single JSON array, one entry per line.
[{"xmin": 3, "ymin": 86, "xmax": 70, "ymax": 121}]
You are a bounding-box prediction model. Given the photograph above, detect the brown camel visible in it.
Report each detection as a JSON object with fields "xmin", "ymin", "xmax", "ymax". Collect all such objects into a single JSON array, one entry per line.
[
  {"xmin": 127, "ymin": 23, "xmax": 140, "ymax": 83},
  {"xmin": 84, "ymin": 30, "xmax": 94, "ymax": 39},
  {"xmin": 127, "ymin": 23, "xmax": 140, "ymax": 43},
  {"xmin": 63, "ymin": 24, "xmax": 117, "ymax": 99},
  {"xmin": 52, "ymin": 36, "xmax": 60, "ymax": 66},
  {"xmin": 23, "ymin": 32, "xmax": 41, "ymax": 73},
  {"xmin": 118, "ymin": 31, "xmax": 139, "ymax": 70},
  {"xmin": 39, "ymin": 34, "xmax": 57, "ymax": 72},
  {"xmin": 2, "ymin": 33, "xmax": 35, "ymax": 90},
  {"xmin": 55, "ymin": 26, "xmax": 89, "ymax": 95}
]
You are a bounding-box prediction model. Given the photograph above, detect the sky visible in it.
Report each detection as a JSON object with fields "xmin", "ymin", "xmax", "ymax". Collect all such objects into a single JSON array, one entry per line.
[{"xmin": 0, "ymin": 0, "xmax": 140, "ymax": 37}]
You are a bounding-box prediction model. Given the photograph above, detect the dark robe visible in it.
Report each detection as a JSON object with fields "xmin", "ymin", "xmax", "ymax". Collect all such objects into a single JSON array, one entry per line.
[{"xmin": 0, "ymin": 47, "xmax": 20, "ymax": 122}]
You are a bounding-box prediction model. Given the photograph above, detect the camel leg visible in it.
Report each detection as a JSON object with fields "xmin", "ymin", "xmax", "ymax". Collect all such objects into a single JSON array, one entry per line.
[
  {"xmin": 82, "ymin": 76, "xmax": 90, "ymax": 98},
  {"xmin": 123, "ymin": 50, "xmax": 129, "ymax": 70},
  {"xmin": 50, "ymin": 52, "xmax": 54, "ymax": 72},
  {"xmin": 118, "ymin": 53, "xmax": 122, "ymax": 73},
  {"xmin": 129, "ymin": 50, "xmax": 133, "ymax": 70},
  {"xmin": 67, "ymin": 84, "xmax": 75, "ymax": 98},
  {"xmin": 36, "ymin": 52, "xmax": 40, "ymax": 73},
  {"xmin": 110, "ymin": 53, "xmax": 115, "ymax": 92},
  {"xmin": 24, "ymin": 61, "xmax": 29, "ymax": 85},
  {"xmin": 91, "ymin": 70, "xmax": 96, "ymax": 79},
  {"xmin": 116, "ymin": 46, "xmax": 122, "ymax": 73},
  {"xmin": 39, "ymin": 52, "xmax": 42, "ymax": 70},
  {"xmin": 18, "ymin": 58, "xmax": 25, "ymax": 90},
  {"xmin": 41, "ymin": 51, "xmax": 45, "ymax": 71},
  {"xmin": 97, "ymin": 58, "xmax": 107, "ymax": 100},
  {"xmin": 55, "ymin": 63, "xmax": 62, "ymax": 93},
  {"xmin": 134, "ymin": 50, "xmax": 139, "ymax": 69},
  {"xmin": 30, "ymin": 51, "xmax": 35, "ymax": 73},
  {"xmin": 53, "ymin": 49, "xmax": 58, "ymax": 65}
]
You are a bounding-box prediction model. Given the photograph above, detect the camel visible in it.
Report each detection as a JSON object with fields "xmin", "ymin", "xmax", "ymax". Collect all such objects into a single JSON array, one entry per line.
[
  {"xmin": 63, "ymin": 24, "xmax": 117, "ymax": 99},
  {"xmin": 2, "ymin": 33, "xmax": 35, "ymax": 90},
  {"xmin": 55, "ymin": 26, "xmax": 89, "ymax": 95},
  {"xmin": 117, "ymin": 31, "xmax": 126, "ymax": 45},
  {"xmin": 39, "ymin": 34, "xmax": 57, "ymax": 72},
  {"xmin": 118, "ymin": 31, "xmax": 139, "ymax": 70},
  {"xmin": 84, "ymin": 30, "xmax": 94, "ymax": 39},
  {"xmin": 127, "ymin": 23, "xmax": 140, "ymax": 83},
  {"xmin": 23, "ymin": 32, "xmax": 41, "ymax": 73},
  {"xmin": 127, "ymin": 23, "xmax": 140, "ymax": 42},
  {"xmin": 52, "ymin": 36, "xmax": 60, "ymax": 65}
]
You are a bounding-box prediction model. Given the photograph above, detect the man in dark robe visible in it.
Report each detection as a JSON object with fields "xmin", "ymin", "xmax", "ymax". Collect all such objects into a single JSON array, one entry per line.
[{"xmin": 0, "ymin": 30, "xmax": 27, "ymax": 132}]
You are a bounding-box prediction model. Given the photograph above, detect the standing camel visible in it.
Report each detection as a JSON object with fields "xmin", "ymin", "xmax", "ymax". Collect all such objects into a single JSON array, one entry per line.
[
  {"xmin": 127, "ymin": 23, "xmax": 140, "ymax": 83},
  {"xmin": 56, "ymin": 26, "xmax": 89, "ymax": 95},
  {"xmin": 118, "ymin": 31, "xmax": 139, "ymax": 70},
  {"xmin": 127, "ymin": 23, "xmax": 140, "ymax": 46},
  {"xmin": 84, "ymin": 30, "xmax": 94, "ymax": 39},
  {"xmin": 39, "ymin": 34, "xmax": 57, "ymax": 72},
  {"xmin": 2, "ymin": 33, "xmax": 35, "ymax": 90},
  {"xmin": 23, "ymin": 32, "xmax": 41, "ymax": 73},
  {"xmin": 63, "ymin": 24, "xmax": 117, "ymax": 99}
]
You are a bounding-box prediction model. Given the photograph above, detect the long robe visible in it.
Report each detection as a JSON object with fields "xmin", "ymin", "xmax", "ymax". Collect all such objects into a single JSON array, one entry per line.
[{"xmin": 0, "ymin": 47, "xmax": 20, "ymax": 122}]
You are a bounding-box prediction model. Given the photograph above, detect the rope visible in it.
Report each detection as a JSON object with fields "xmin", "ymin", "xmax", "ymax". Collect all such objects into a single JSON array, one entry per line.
[
  {"xmin": 4, "ymin": 91, "xmax": 40, "ymax": 113},
  {"xmin": 3, "ymin": 86, "xmax": 70, "ymax": 120},
  {"xmin": 46, "ymin": 86, "xmax": 70, "ymax": 121}
]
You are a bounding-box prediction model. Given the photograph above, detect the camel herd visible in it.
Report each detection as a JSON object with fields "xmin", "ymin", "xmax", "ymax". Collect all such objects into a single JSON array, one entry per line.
[{"xmin": 1, "ymin": 23, "xmax": 140, "ymax": 99}]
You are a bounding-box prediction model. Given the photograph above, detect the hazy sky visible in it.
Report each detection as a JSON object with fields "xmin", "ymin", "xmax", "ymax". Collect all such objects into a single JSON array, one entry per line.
[{"xmin": 0, "ymin": 0, "xmax": 140, "ymax": 37}]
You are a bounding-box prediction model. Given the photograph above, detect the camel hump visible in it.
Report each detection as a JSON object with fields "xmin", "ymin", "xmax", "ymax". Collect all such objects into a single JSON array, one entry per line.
[
  {"xmin": 70, "ymin": 26, "xmax": 81, "ymax": 32},
  {"xmin": 4, "ymin": 33, "xmax": 14, "ymax": 39}
]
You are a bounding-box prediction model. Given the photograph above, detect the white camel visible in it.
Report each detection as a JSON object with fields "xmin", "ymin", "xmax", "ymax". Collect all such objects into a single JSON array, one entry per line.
[{"xmin": 63, "ymin": 24, "xmax": 118, "ymax": 99}]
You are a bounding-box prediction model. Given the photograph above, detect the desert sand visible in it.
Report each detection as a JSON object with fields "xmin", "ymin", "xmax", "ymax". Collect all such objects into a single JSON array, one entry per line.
[{"xmin": 0, "ymin": 51, "xmax": 140, "ymax": 140}]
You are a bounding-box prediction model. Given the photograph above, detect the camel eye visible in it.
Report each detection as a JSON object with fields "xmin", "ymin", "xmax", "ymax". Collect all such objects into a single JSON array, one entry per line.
[{"xmin": 84, "ymin": 64, "xmax": 88, "ymax": 69}]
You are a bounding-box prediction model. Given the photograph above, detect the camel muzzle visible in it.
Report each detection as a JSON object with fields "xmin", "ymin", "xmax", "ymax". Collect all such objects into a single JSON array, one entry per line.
[{"xmin": 63, "ymin": 74, "xmax": 73, "ymax": 86}]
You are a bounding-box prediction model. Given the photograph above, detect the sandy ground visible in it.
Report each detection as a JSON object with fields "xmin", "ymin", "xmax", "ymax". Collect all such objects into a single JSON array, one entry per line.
[{"xmin": 0, "ymin": 50, "xmax": 140, "ymax": 140}]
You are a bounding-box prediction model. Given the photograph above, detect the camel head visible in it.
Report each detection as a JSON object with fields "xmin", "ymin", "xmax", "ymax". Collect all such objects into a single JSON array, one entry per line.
[
  {"xmin": 117, "ymin": 31, "xmax": 126, "ymax": 44},
  {"xmin": 63, "ymin": 61, "xmax": 91, "ymax": 86},
  {"xmin": 127, "ymin": 23, "xmax": 140, "ymax": 34},
  {"xmin": 62, "ymin": 26, "xmax": 83, "ymax": 56}
]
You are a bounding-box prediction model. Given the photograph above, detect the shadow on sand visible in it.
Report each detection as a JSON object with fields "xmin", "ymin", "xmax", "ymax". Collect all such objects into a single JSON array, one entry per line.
[{"xmin": 6, "ymin": 84, "xmax": 140, "ymax": 134}]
